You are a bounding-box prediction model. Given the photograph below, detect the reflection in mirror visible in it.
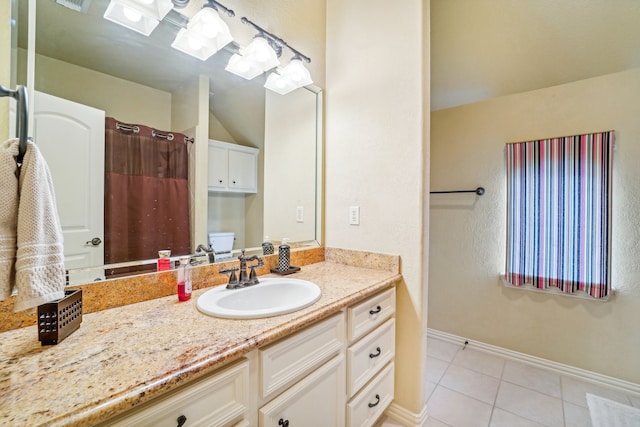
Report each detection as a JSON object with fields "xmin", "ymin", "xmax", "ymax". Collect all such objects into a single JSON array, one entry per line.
[{"xmin": 15, "ymin": 0, "xmax": 322, "ymax": 284}]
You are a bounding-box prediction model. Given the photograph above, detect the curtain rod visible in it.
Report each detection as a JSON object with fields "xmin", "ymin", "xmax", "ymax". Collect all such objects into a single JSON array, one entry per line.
[{"xmin": 430, "ymin": 187, "xmax": 485, "ymax": 196}]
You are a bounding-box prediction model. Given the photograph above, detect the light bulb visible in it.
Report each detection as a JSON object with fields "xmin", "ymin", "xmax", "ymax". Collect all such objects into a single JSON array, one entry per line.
[
  {"xmin": 137, "ymin": 0, "xmax": 154, "ymax": 4},
  {"xmin": 187, "ymin": 35, "xmax": 203, "ymax": 50},
  {"xmin": 123, "ymin": 7, "xmax": 143, "ymax": 22},
  {"xmin": 236, "ymin": 59, "xmax": 250, "ymax": 73},
  {"xmin": 199, "ymin": 9, "xmax": 221, "ymax": 38}
]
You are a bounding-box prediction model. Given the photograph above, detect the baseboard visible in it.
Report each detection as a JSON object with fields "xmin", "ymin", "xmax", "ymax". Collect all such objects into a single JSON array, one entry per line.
[
  {"xmin": 427, "ymin": 328, "xmax": 640, "ymax": 396},
  {"xmin": 384, "ymin": 402, "xmax": 429, "ymax": 427}
]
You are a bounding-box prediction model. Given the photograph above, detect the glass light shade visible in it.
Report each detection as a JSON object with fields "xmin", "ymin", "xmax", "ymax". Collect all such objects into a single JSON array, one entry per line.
[
  {"xmin": 225, "ymin": 53, "xmax": 265, "ymax": 80},
  {"xmin": 244, "ymin": 36, "xmax": 280, "ymax": 71},
  {"xmin": 264, "ymin": 59, "xmax": 313, "ymax": 95},
  {"xmin": 225, "ymin": 36, "xmax": 280, "ymax": 80},
  {"xmin": 171, "ymin": 8, "xmax": 233, "ymax": 61},
  {"xmin": 264, "ymin": 71, "xmax": 299, "ymax": 95},
  {"xmin": 284, "ymin": 58, "xmax": 313, "ymax": 86},
  {"xmin": 103, "ymin": 0, "xmax": 173, "ymax": 36}
]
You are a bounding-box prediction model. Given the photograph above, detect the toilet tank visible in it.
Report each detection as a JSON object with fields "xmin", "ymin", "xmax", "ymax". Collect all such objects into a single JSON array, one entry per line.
[{"xmin": 208, "ymin": 232, "xmax": 235, "ymax": 256}]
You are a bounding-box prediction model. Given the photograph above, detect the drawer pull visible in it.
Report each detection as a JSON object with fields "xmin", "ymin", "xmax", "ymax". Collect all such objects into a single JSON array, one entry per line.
[
  {"xmin": 177, "ymin": 415, "xmax": 187, "ymax": 427},
  {"xmin": 369, "ymin": 346, "xmax": 382, "ymax": 359},
  {"xmin": 278, "ymin": 418, "xmax": 289, "ymax": 427},
  {"xmin": 368, "ymin": 394, "xmax": 381, "ymax": 408},
  {"xmin": 369, "ymin": 305, "xmax": 382, "ymax": 316}
]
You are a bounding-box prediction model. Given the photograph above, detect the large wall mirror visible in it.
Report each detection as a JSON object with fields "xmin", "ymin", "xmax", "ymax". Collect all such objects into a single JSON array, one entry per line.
[{"xmin": 14, "ymin": 0, "xmax": 323, "ymax": 284}]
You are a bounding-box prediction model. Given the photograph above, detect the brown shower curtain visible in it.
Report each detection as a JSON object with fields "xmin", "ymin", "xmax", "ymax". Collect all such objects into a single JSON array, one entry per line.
[{"xmin": 104, "ymin": 117, "xmax": 190, "ymax": 276}]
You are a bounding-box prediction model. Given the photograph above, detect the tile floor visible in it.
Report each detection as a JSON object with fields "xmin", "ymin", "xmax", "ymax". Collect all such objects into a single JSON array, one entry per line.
[{"xmin": 378, "ymin": 336, "xmax": 640, "ymax": 427}]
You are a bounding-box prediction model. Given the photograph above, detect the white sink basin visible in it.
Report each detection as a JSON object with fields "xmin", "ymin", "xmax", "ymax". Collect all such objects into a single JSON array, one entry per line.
[{"xmin": 196, "ymin": 278, "xmax": 321, "ymax": 319}]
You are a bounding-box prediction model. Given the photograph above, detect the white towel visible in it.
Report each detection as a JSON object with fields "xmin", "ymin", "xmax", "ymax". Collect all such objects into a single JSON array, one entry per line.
[
  {"xmin": 0, "ymin": 139, "xmax": 19, "ymax": 301},
  {"xmin": 0, "ymin": 138, "xmax": 66, "ymax": 311}
]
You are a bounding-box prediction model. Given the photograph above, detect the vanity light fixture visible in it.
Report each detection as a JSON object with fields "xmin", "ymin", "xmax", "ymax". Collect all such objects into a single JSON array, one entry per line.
[
  {"xmin": 264, "ymin": 56, "xmax": 313, "ymax": 95},
  {"xmin": 226, "ymin": 17, "xmax": 312, "ymax": 93},
  {"xmin": 225, "ymin": 33, "xmax": 280, "ymax": 80},
  {"xmin": 103, "ymin": 0, "xmax": 173, "ymax": 36},
  {"xmin": 171, "ymin": 1, "xmax": 234, "ymax": 61}
]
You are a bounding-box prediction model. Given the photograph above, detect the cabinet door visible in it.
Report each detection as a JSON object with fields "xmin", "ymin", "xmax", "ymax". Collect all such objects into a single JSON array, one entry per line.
[
  {"xmin": 208, "ymin": 144, "xmax": 228, "ymax": 190},
  {"xmin": 228, "ymin": 149, "xmax": 257, "ymax": 193},
  {"xmin": 259, "ymin": 354, "xmax": 346, "ymax": 427}
]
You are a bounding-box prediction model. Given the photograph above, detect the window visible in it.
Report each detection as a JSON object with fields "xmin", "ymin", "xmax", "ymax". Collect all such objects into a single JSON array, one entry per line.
[{"xmin": 504, "ymin": 131, "xmax": 614, "ymax": 299}]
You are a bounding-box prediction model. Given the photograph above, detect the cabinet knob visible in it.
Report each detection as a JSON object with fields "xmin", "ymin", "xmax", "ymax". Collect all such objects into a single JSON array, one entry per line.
[
  {"xmin": 368, "ymin": 394, "xmax": 381, "ymax": 408},
  {"xmin": 369, "ymin": 346, "xmax": 382, "ymax": 359},
  {"xmin": 278, "ymin": 418, "xmax": 289, "ymax": 427},
  {"xmin": 176, "ymin": 415, "xmax": 187, "ymax": 427},
  {"xmin": 219, "ymin": 179, "xmax": 223, "ymax": 183},
  {"xmin": 369, "ymin": 305, "xmax": 382, "ymax": 316}
]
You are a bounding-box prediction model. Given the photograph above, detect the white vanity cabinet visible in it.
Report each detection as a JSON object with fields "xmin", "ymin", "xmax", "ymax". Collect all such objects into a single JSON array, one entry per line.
[
  {"xmin": 99, "ymin": 358, "xmax": 250, "ymax": 427},
  {"xmin": 208, "ymin": 140, "xmax": 259, "ymax": 193},
  {"xmin": 257, "ymin": 313, "xmax": 346, "ymax": 427},
  {"xmin": 346, "ymin": 288, "xmax": 396, "ymax": 426}
]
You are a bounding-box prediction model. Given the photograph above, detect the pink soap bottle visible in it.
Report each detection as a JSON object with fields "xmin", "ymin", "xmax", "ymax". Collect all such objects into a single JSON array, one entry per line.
[
  {"xmin": 157, "ymin": 250, "xmax": 171, "ymax": 271},
  {"xmin": 177, "ymin": 256, "xmax": 192, "ymax": 302}
]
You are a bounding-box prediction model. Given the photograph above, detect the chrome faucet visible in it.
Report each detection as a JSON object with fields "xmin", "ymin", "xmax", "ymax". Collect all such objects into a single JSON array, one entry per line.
[
  {"xmin": 220, "ymin": 249, "xmax": 263, "ymax": 289},
  {"xmin": 195, "ymin": 243, "xmax": 215, "ymax": 264}
]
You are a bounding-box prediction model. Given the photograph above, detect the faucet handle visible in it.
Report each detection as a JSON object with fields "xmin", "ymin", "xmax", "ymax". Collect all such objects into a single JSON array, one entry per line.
[{"xmin": 219, "ymin": 267, "xmax": 239, "ymax": 286}]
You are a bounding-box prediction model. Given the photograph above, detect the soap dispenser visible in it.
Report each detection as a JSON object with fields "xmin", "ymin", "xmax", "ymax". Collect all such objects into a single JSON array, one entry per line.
[
  {"xmin": 177, "ymin": 256, "xmax": 192, "ymax": 302},
  {"xmin": 276, "ymin": 238, "xmax": 290, "ymax": 272},
  {"xmin": 262, "ymin": 236, "xmax": 274, "ymax": 255}
]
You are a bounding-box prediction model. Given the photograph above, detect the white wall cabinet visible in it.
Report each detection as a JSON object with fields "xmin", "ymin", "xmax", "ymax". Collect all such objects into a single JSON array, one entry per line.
[{"xmin": 208, "ymin": 140, "xmax": 259, "ymax": 193}]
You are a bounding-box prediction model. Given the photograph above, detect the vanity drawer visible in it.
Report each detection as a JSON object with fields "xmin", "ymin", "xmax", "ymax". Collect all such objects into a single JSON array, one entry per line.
[
  {"xmin": 347, "ymin": 288, "xmax": 395, "ymax": 343},
  {"xmin": 347, "ymin": 361, "xmax": 395, "ymax": 427},
  {"xmin": 102, "ymin": 358, "xmax": 249, "ymax": 427},
  {"xmin": 260, "ymin": 312, "xmax": 345, "ymax": 399},
  {"xmin": 347, "ymin": 318, "xmax": 395, "ymax": 397}
]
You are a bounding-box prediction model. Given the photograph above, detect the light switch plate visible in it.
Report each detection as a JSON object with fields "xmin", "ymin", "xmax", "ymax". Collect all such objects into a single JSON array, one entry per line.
[
  {"xmin": 349, "ymin": 206, "xmax": 360, "ymax": 225},
  {"xmin": 296, "ymin": 206, "xmax": 304, "ymax": 222}
]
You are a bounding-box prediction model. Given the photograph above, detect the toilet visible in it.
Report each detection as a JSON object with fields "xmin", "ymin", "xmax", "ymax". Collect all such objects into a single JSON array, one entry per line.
[{"xmin": 208, "ymin": 232, "xmax": 235, "ymax": 260}]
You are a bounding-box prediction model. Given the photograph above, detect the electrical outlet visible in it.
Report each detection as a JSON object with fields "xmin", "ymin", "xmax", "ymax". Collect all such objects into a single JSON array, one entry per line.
[
  {"xmin": 296, "ymin": 206, "xmax": 304, "ymax": 222},
  {"xmin": 349, "ymin": 206, "xmax": 360, "ymax": 225}
]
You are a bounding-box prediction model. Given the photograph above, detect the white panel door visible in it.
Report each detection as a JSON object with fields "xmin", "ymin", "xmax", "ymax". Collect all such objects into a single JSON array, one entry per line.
[{"xmin": 33, "ymin": 91, "xmax": 105, "ymax": 281}]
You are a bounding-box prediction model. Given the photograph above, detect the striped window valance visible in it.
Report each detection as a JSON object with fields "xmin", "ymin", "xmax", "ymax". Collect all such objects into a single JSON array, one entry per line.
[{"xmin": 504, "ymin": 131, "xmax": 614, "ymax": 299}]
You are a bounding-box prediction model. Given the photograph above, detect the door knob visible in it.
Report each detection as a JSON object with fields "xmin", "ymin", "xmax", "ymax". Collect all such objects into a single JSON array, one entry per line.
[{"xmin": 85, "ymin": 237, "xmax": 102, "ymax": 246}]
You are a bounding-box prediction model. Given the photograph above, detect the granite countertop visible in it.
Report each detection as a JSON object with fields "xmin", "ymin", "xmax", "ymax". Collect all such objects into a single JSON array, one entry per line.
[{"xmin": 0, "ymin": 261, "xmax": 400, "ymax": 426}]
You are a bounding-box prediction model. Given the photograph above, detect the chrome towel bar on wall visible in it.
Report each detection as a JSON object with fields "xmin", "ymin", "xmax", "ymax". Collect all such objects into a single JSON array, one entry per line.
[
  {"xmin": 430, "ymin": 187, "xmax": 485, "ymax": 196},
  {"xmin": 0, "ymin": 84, "xmax": 29, "ymax": 166}
]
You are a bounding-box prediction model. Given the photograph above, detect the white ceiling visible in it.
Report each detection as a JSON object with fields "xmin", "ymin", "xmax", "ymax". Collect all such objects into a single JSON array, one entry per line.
[{"xmin": 431, "ymin": 0, "xmax": 640, "ymax": 111}]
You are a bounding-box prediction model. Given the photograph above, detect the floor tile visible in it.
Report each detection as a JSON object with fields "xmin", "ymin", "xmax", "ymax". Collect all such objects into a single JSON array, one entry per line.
[
  {"xmin": 425, "ymin": 417, "xmax": 452, "ymax": 427},
  {"xmin": 563, "ymin": 400, "xmax": 593, "ymax": 427},
  {"xmin": 440, "ymin": 364, "xmax": 500, "ymax": 404},
  {"xmin": 561, "ymin": 376, "xmax": 632, "ymax": 407},
  {"xmin": 502, "ymin": 360, "xmax": 561, "ymax": 398},
  {"xmin": 489, "ymin": 408, "xmax": 546, "ymax": 427},
  {"xmin": 427, "ymin": 337, "xmax": 462, "ymax": 363},
  {"xmin": 495, "ymin": 381, "xmax": 564, "ymax": 427},
  {"xmin": 452, "ymin": 348, "xmax": 505, "ymax": 378},
  {"xmin": 428, "ymin": 385, "xmax": 493, "ymax": 427},
  {"xmin": 427, "ymin": 356, "xmax": 450, "ymax": 384},
  {"xmin": 427, "ymin": 381, "xmax": 438, "ymax": 400}
]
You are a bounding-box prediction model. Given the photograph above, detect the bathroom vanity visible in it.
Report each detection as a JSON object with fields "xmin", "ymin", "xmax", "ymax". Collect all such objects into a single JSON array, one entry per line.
[{"xmin": 0, "ymin": 254, "xmax": 400, "ymax": 427}]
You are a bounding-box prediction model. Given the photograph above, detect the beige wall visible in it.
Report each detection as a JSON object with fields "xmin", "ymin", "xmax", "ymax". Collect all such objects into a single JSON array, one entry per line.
[
  {"xmin": 34, "ymin": 54, "xmax": 171, "ymax": 129},
  {"xmin": 429, "ymin": 68, "xmax": 640, "ymax": 383},
  {"xmin": 326, "ymin": 0, "xmax": 429, "ymax": 418}
]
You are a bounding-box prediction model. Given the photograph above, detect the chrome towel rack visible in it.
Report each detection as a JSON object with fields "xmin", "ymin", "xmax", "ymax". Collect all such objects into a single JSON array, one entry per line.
[
  {"xmin": 0, "ymin": 84, "xmax": 29, "ymax": 166},
  {"xmin": 430, "ymin": 187, "xmax": 485, "ymax": 196}
]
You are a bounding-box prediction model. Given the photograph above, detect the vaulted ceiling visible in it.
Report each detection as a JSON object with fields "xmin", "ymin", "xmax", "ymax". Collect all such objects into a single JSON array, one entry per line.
[{"xmin": 431, "ymin": 0, "xmax": 640, "ymax": 111}]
